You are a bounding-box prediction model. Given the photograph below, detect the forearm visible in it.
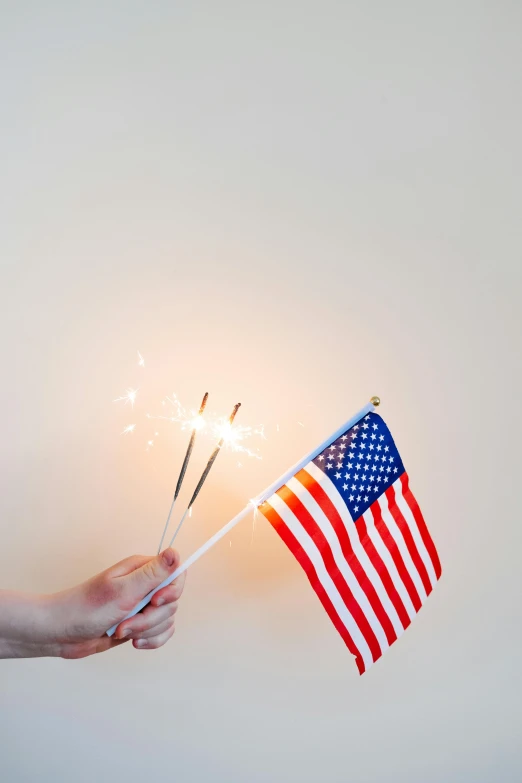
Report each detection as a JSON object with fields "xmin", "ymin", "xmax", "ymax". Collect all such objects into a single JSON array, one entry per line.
[{"xmin": 0, "ymin": 591, "xmax": 60, "ymax": 659}]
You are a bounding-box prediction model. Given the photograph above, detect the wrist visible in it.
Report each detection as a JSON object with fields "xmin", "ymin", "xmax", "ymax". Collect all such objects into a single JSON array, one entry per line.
[{"xmin": 0, "ymin": 591, "xmax": 62, "ymax": 659}]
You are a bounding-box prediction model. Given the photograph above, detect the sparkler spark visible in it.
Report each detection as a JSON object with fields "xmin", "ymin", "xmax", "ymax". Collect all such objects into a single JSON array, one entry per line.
[
  {"xmin": 147, "ymin": 394, "xmax": 263, "ymax": 459},
  {"xmin": 122, "ymin": 424, "xmax": 136, "ymax": 435},
  {"xmin": 137, "ymin": 351, "xmax": 145, "ymax": 367},
  {"xmin": 114, "ymin": 388, "xmax": 139, "ymax": 408}
]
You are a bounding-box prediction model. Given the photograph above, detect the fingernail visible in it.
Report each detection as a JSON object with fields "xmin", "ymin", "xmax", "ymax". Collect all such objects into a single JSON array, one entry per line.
[
  {"xmin": 136, "ymin": 639, "xmax": 147, "ymax": 648},
  {"xmin": 161, "ymin": 548, "xmax": 176, "ymax": 567},
  {"xmin": 120, "ymin": 629, "xmax": 131, "ymax": 638},
  {"xmin": 156, "ymin": 598, "xmax": 165, "ymax": 606}
]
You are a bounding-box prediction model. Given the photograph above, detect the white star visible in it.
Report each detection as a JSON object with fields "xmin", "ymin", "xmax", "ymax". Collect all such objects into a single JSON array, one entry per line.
[
  {"xmin": 372, "ymin": 423, "xmax": 378, "ymax": 430},
  {"xmin": 379, "ymin": 434, "xmax": 384, "ymax": 441},
  {"xmin": 348, "ymin": 462, "xmax": 353, "ymax": 469},
  {"xmin": 362, "ymin": 433, "xmax": 368, "ymax": 440},
  {"xmin": 351, "ymin": 433, "xmax": 358, "ymax": 441},
  {"xmin": 369, "ymin": 444, "xmax": 374, "ymax": 451},
  {"xmin": 364, "ymin": 414, "xmax": 371, "ymax": 420},
  {"xmin": 371, "ymin": 433, "xmax": 377, "ymax": 441},
  {"xmin": 357, "ymin": 495, "xmax": 361, "ymax": 502},
  {"xmin": 362, "ymin": 474, "xmax": 367, "ymax": 481},
  {"xmin": 364, "ymin": 495, "xmax": 369, "ymax": 502},
  {"xmin": 336, "ymin": 462, "xmax": 343, "ymax": 468},
  {"xmin": 384, "ymin": 475, "xmax": 389, "ymax": 482},
  {"xmin": 359, "ymin": 484, "xmax": 364, "ymax": 492},
  {"xmin": 393, "ymin": 467, "xmax": 398, "ymax": 473},
  {"xmin": 351, "ymin": 484, "xmax": 357, "ymax": 491},
  {"xmin": 349, "ymin": 494, "xmax": 354, "ymax": 502},
  {"xmin": 377, "ymin": 476, "xmax": 382, "ymax": 483},
  {"xmin": 326, "ymin": 463, "xmax": 333, "ymax": 469},
  {"xmin": 376, "ymin": 444, "xmax": 382, "ymax": 452},
  {"xmin": 354, "ymin": 474, "xmax": 359, "ymax": 480},
  {"xmin": 318, "ymin": 455, "xmax": 325, "ymax": 461},
  {"xmin": 374, "ymin": 455, "xmax": 380, "ymax": 462},
  {"xmin": 349, "ymin": 443, "xmax": 356, "ymax": 450},
  {"xmin": 389, "ymin": 456, "xmax": 394, "ymax": 463},
  {"xmin": 374, "ymin": 485, "xmax": 379, "ymax": 492},
  {"xmin": 353, "ymin": 425, "xmax": 359, "ymax": 431},
  {"xmin": 340, "ymin": 443, "xmax": 346, "ymax": 450},
  {"xmin": 387, "ymin": 466, "xmax": 391, "ymax": 473},
  {"xmin": 342, "ymin": 483, "xmax": 348, "ymax": 491},
  {"xmin": 329, "ymin": 445, "xmax": 336, "ymax": 451},
  {"xmin": 360, "ymin": 443, "xmax": 366, "ymax": 450},
  {"xmin": 379, "ymin": 465, "xmax": 384, "ymax": 473},
  {"xmin": 362, "ymin": 422, "xmax": 369, "ymax": 429},
  {"xmin": 384, "ymin": 445, "xmax": 389, "ymax": 452},
  {"xmin": 372, "ymin": 464, "xmax": 377, "ymax": 472},
  {"xmin": 344, "ymin": 473, "xmax": 351, "ymax": 480},
  {"xmin": 335, "ymin": 472, "xmax": 341, "ymax": 479},
  {"xmin": 341, "ymin": 435, "xmax": 347, "ymax": 441},
  {"xmin": 354, "ymin": 505, "xmax": 359, "ymax": 512}
]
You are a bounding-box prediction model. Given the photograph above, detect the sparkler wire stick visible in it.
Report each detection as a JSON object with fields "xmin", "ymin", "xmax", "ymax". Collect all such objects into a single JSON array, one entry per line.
[
  {"xmin": 107, "ymin": 398, "xmax": 379, "ymax": 636},
  {"xmin": 167, "ymin": 403, "xmax": 241, "ymax": 547},
  {"xmin": 157, "ymin": 392, "xmax": 209, "ymax": 554}
]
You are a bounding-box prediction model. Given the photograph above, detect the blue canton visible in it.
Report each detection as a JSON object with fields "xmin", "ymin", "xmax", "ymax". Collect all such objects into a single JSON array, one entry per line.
[{"xmin": 312, "ymin": 412, "xmax": 405, "ymax": 521}]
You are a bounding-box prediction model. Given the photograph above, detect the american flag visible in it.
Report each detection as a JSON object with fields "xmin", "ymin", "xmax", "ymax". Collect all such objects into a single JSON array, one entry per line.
[{"xmin": 258, "ymin": 411, "xmax": 441, "ymax": 674}]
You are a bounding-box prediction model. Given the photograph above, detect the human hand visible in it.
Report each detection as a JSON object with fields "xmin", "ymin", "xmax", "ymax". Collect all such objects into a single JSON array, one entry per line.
[{"xmin": 0, "ymin": 548, "xmax": 185, "ymax": 659}]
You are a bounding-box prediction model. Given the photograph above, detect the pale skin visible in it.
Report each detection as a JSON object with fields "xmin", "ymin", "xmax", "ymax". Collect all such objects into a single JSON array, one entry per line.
[{"xmin": 0, "ymin": 548, "xmax": 185, "ymax": 659}]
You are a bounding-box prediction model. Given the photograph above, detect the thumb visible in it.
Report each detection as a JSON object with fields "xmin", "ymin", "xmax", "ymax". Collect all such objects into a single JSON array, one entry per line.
[{"xmin": 121, "ymin": 548, "xmax": 180, "ymax": 600}]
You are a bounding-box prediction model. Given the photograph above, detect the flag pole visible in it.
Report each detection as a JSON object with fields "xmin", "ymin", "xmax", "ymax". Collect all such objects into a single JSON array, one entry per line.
[{"xmin": 106, "ymin": 396, "xmax": 381, "ymax": 636}]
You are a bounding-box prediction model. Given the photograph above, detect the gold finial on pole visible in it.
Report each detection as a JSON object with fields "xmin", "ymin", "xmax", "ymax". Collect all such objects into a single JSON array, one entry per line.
[{"xmin": 370, "ymin": 396, "xmax": 381, "ymax": 407}]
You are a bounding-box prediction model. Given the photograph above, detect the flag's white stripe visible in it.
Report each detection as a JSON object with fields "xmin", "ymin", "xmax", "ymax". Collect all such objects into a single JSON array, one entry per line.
[
  {"xmin": 269, "ymin": 493, "xmax": 374, "ymax": 672},
  {"xmin": 286, "ymin": 475, "xmax": 389, "ymax": 654},
  {"xmin": 392, "ymin": 477, "xmax": 437, "ymax": 588},
  {"xmin": 362, "ymin": 508, "xmax": 417, "ymax": 621},
  {"xmin": 304, "ymin": 462, "xmax": 405, "ymax": 638},
  {"xmin": 378, "ymin": 492, "xmax": 427, "ymax": 602}
]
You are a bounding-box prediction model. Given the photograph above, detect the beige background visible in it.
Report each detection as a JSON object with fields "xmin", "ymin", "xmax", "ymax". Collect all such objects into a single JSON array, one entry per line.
[{"xmin": 1, "ymin": 2, "xmax": 521, "ymax": 781}]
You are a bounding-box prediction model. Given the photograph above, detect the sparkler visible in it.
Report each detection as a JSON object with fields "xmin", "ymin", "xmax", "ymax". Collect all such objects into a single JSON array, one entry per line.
[
  {"xmin": 114, "ymin": 388, "xmax": 138, "ymax": 408},
  {"xmin": 167, "ymin": 402, "xmax": 241, "ymax": 546},
  {"xmin": 157, "ymin": 392, "xmax": 209, "ymax": 553}
]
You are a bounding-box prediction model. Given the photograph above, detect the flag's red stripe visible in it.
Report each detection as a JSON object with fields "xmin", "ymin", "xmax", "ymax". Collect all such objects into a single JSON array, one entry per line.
[
  {"xmin": 385, "ymin": 483, "xmax": 432, "ymax": 597},
  {"xmin": 277, "ymin": 484, "xmax": 383, "ymax": 663},
  {"xmin": 400, "ymin": 473, "xmax": 442, "ymax": 580},
  {"xmin": 295, "ymin": 469, "xmax": 398, "ymax": 647},
  {"xmin": 259, "ymin": 500, "xmax": 366, "ymax": 674},
  {"xmin": 355, "ymin": 513, "xmax": 411, "ymax": 631},
  {"xmin": 370, "ymin": 501, "xmax": 423, "ymax": 613}
]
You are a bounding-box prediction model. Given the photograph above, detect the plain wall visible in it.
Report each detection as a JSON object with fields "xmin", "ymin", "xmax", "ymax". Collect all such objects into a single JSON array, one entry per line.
[{"xmin": 1, "ymin": 2, "xmax": 521, "ymax": 781}]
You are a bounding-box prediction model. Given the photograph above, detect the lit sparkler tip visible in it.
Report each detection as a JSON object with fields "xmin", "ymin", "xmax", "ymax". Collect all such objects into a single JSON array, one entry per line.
[
  {"xmin": 121, "ymin": 424, "xmax": 136, "ymax": 435},
  {"xmin": 229, "ymin": 402, "xmax": 241, "ymax": 424},
  {"xmin": 199, "ymin": 392, "xmax": 209, "ymax": 415}
]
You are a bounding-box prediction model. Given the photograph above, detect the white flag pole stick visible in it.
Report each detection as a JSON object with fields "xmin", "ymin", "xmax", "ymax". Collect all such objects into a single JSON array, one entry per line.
[{"xmin": 106, "ymin": 398, "xmax": 379, "ymax": 637}]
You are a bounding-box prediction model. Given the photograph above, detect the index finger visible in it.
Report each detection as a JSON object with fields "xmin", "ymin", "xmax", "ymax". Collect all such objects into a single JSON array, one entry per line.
[{"xmin": 149, "ymin": 572, "xmax": 186, "ymax": 607}]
